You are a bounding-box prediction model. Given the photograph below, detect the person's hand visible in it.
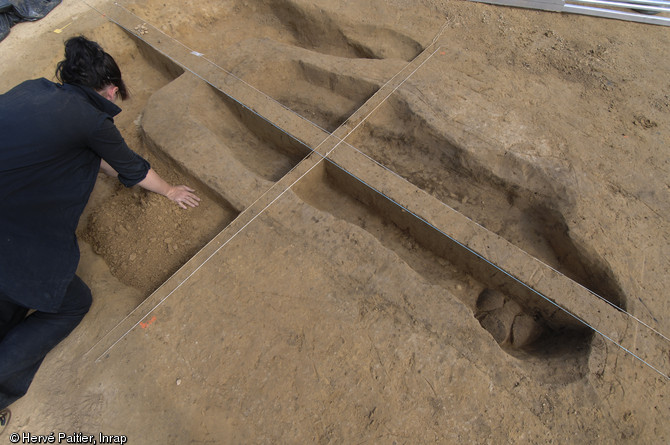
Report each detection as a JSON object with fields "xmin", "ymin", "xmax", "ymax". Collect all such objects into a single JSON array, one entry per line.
[{"xmin": 166, "ymin": 185, "xmax": 201, "ymax": 209}]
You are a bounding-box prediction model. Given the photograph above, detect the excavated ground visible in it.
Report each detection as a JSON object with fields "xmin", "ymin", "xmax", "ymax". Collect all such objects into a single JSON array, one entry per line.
[{"xmin": 1, "ymin": 0, "xmax": 669, "ymax": 443}]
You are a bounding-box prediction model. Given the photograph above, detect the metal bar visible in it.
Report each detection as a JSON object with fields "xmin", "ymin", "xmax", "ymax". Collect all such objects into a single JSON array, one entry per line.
[
  {"xmin": 569, "ymin": 0, "xmax": 670, "ymax": 13},
  {"xmin": 615, "ymin": 0, "xmax": 670, "ymax": 5},
  {"xmin": 564, "ymin": 3, "xmax": 670, "ymax": 23},
  {"xmin": 469, "ymin": 0, "xmax": 670, "ymax": 26},
  {"xmin": 471, "ymin": 0, "xmax": 564, "ymax": 11}
]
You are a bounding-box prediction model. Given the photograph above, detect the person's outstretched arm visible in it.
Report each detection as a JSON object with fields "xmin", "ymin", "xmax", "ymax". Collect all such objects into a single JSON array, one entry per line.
[{"xmin": 101, "ymin": 159, "xmax": 200, "ymax": 209}]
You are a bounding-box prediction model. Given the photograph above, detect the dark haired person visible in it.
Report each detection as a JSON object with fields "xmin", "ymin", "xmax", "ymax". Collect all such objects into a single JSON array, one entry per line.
[{"xmin": 0, "ymin": 36, "xmax": 200, "ymax": 430}]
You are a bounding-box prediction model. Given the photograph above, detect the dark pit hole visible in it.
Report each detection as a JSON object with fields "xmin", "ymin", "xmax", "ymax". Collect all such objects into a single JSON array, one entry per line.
[
  {"xmin": 347, "ymin": 96, "xmax": 627, "ymax": 312},
  {"xmin": 293, "ymin": 159, "xmax": 593, "ymax": 382},
  {"xmin": 534, "ymin": 205, "xmax": 626, "ymax": 310},
  {"xmin": 473, "ymin": 287, "xmax": 592, "ymax": 382}
]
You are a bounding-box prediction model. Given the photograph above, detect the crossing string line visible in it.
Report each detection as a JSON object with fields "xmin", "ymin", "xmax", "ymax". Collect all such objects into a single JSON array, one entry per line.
[
  {"xmin": 324, "ymin": 158, "xmax": 670, "ymax": 380},
  {"xmin": 80, "ymin": 1, "xmax": 669, "ymax": 379},
  {"xmin": 94, "ymin": 1, "xmax": 347, "ymax": 146},
  {"xmin": 335, "ymin": 136, "xmax": 670, "ymax": 346},
  {"xmin": 84, "ymin": 0, "xmax": 445, "ymax": 361}
]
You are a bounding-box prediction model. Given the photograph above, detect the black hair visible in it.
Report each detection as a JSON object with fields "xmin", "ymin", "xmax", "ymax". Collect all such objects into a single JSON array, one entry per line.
[{"xmin": 55, "ymin": 36, "xmax": 129, "ymax": 100}]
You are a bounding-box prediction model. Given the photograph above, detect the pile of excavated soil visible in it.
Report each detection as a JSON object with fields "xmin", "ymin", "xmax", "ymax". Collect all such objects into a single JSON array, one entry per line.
[{"xmin": 1, "ymin": 0, "xmax": 668, "ymax": 443}]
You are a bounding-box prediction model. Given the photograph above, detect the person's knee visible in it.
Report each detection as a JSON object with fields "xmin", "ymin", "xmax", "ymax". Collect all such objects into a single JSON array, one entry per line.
[{"xmin": 59, "ymin": 275, "xmax": 92, "ymax": 317}]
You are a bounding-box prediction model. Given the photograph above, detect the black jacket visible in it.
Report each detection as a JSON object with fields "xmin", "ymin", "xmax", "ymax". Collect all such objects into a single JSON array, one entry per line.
[{"xmin": 0, "ymin": 78, "xmax": 150, "ymax": 312}]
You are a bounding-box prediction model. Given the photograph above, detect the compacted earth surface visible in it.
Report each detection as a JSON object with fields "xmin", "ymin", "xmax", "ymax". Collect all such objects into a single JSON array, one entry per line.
[{"xmin": 1, "ymin": 0, "xmax": 669, "ymax": 443}]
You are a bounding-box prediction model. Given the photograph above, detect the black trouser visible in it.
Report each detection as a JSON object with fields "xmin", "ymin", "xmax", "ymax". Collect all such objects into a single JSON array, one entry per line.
[{"xmin": 0, "ymin": 275, "xmax": 91, "ymax": 409}]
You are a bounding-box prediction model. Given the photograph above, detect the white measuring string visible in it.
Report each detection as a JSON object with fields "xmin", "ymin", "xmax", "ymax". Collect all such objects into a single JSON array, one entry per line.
[
  {"xmin": 80, "ymin": 2, "xmax": 669, "ymax": 378},
  {"xmin": 86, "ymin": 28, "xmax": 444, "ymax": 361},
  {"xmin": 108, "ymin": 1, "xmax": 356, "ymax": 141},
  {"xmin": 335, "ymin": 135, "xmax": 670, "ymax": 346},
  {"xmin": 321, "ymin": 156, "xmax": 670, "ymax": 380},
  {"xmin": 106, "ymin": 1, "xmax": 453, "ymax": 152},
  {"xmin": 80, "ymin": 0, "xmax": 375, "ymax": 358}
]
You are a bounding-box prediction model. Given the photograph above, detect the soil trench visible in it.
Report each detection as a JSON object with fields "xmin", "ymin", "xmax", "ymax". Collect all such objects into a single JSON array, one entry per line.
[{"xmin": 2, "ymin": 0, "xmax": 669, "ymax": 443}]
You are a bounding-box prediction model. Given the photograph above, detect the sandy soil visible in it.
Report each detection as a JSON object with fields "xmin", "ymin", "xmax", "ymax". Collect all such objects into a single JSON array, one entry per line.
[{"xmin": 1, "ymin": 0, "xmax": 669, "ymax": 443}]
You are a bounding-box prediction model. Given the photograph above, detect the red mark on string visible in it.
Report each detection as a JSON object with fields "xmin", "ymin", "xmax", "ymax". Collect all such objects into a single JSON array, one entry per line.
[{"xmin": 140, "ymin": 316, "xmax": 157, "ymax": 329}]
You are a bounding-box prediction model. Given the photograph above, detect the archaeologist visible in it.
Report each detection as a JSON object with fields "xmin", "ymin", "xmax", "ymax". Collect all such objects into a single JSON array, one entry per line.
[{"xmin": 0, "ymin": 36, "xmax": 200, "ymax": 432}]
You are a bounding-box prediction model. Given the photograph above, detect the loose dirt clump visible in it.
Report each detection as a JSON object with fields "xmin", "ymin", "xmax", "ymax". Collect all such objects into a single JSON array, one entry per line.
[{"xmin": 79, "ymin": 153, "xmax": 236, "ymax": 295}]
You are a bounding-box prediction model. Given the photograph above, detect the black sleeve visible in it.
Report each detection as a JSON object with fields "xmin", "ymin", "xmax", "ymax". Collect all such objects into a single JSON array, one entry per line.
[{"xmin": 87, "ymin": 117, "xmax": 151, "ymax": 187}]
